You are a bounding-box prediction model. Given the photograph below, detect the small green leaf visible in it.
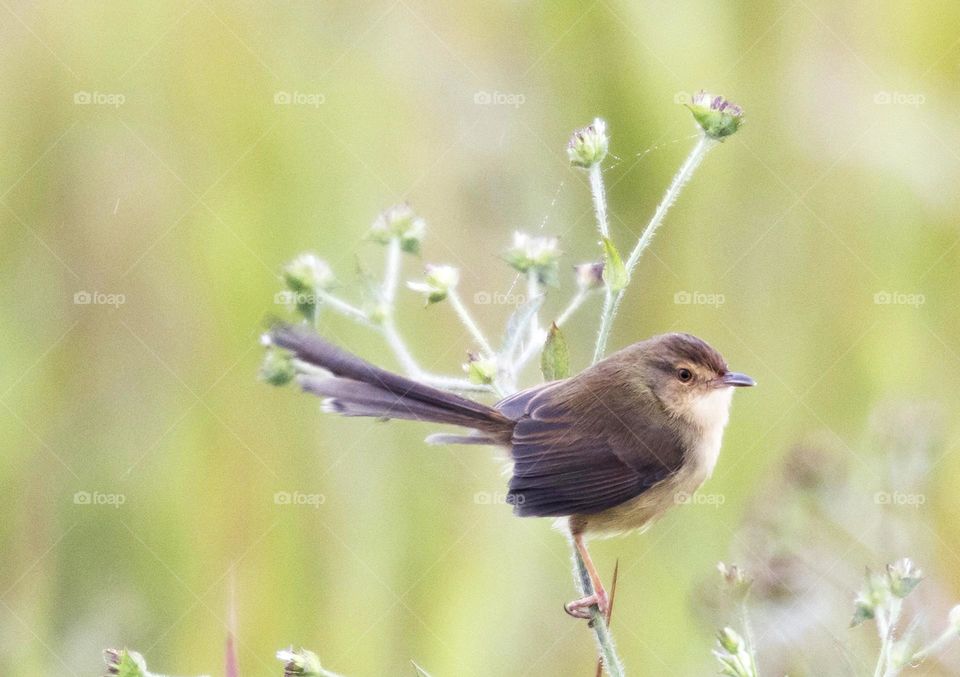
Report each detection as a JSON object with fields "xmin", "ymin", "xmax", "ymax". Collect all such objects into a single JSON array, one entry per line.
[
  {"xmin": 600, "ymin": 237, "xmax": 628, "ymax": 292},
  {"xmin": 540, "ymin": 323, "xmax": 570, "ymax": 381}
]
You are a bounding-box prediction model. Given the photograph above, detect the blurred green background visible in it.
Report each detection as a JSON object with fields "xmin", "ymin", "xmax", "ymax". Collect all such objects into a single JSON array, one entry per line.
[{"xmin": 2, "ymin": 1, "xmax": 960, "ymax": 674}]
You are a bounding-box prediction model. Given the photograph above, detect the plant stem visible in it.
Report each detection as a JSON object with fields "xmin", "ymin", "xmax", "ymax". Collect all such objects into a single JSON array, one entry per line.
[
  {"xmin": 448, "ymin": 288, "xmax": 495, "ymax": 357},
  {"xmin": 510, "ymin": 288, "xmax": 594, "ymax": 379},
  {"xmin": 911, "ymin": 625, "xmax": 959, "ymax": 664},
  {"xmin": 572, "ymin": 546, "xmax": 624, "ymax": 677},
  {"xmin": 527, "ymin": 271, "xmax": 541, "ymax": 345},
  {"xmin": 592, "ymin": 134, "xmax": 716, "ymax": 364},
  {"xmin": 589, "ymin": 163, "xmax": 610, "ymax": 239},
  {"xmin": 874, "ymin": 598, "xmax": 903, "ymax": 677},
  {"xmin": 316, "ymin": 291, "xmax": 372, "ymax": 326}
]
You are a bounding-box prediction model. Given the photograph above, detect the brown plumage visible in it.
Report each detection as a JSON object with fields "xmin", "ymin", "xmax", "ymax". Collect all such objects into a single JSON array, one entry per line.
[{"xmin": 268, "ymin": 323, "xmax": 755, "ymax": 618}]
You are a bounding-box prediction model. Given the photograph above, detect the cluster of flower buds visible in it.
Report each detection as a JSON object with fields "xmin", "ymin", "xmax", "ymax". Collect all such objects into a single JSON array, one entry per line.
[
  {"xmin": 276, "ymin": 647, "xmax": 325, "ymax": 676},
  {"xmin": 851, "ymin": 558, "xmax": 923, "ymax": 626},
  {"xmin": 574, "ymin": 261, "xmax": 604, "ymax": 291},
  {"xmin": 407, "ymin": 264, "xmax": 460, "ymax": 305},
  {"xmin": 464, "ymin": 353, "xmax": 498, "ymax": 385},
  {"xmin": 567, "ymin": 118, "xmax": 609, "ymax": 168},
  {"xmin": 713, "ymin": 627, "xmax": 758, "ymax": 677},
  {"xmin": 686, "ymin": 91, "xmax": 744, "ymax": 140},
  {"xmin": 368, "ymin": 204, "xmax": 426, "ymax": 254},
  {"xmin": 504, "ymin": 232, "xmax": 561, "ymax": 285}
]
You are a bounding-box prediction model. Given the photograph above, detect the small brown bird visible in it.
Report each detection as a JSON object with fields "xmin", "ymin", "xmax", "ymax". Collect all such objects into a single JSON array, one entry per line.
[{"xmin": 268, "ymin": 324, "xmax": 755, "ymax": 618}]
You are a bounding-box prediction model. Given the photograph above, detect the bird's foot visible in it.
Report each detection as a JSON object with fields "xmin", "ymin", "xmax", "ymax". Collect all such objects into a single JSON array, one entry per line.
[{"xmin": 564, "ymin": 588, "xmax": 609, "ymax": 620}]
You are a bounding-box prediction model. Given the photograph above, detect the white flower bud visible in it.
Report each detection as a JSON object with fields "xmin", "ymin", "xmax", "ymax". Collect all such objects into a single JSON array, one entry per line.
[
  {"xmin": 504, "ymin": 232, "xmax": 561, "ymax": 285},
  {"xmin": 567, "ymin": 118, "xmax": 609, "ymax": 168},
  {"xmin": 686, "ymin": 90, "xmax": 744, "ymax": 140},
  {"xmin": 464, "ymin": 353, "xmax": 497, "ymax": 385},
  {"xmin": 407, "ymin": 264, "xmax": 459, "ymax": 304},
  {"xmin": 369, "ymin": 204, "xmax": 426, "ymax": 254}
]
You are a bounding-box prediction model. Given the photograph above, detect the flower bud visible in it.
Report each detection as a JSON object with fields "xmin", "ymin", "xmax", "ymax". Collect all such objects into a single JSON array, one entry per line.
[
  {"xmin": 574, "ymin": 262, "xmax": 604, "ymax": 290},
  {"xmin": 103, "ymin": 649, "xmax": 149, "ymax": 676},
  {"xmin": 369, "ymin": 204, "xmax": 426, "ymax": 254},
  {"xmin": 887, "ymin": 558, "xmax": 922, "ymax": 598},
  {"xmin": 276, "ymin": 647, "xmax": 324, "ymax": 676},
  {"xmin": 851, "ymin": 569, "xmax": 893, "ymax": 627},
  {"xmin": 260, "ymin": 348, "xmax": 296, "ymax": 386},
  {"xmin": 407, "ymin": 264, "xmax": 459, "ymax": 305},
  {"xmin": 686, "ymin": 91, "xmax": 744, "ymax": 140},
  {"xmin": 464, "ymin": 353, "xmax": 497, "ymax": 385},
  {"xmin": 567, "ymin": 118, "xmax": 609, "ymax": 168},
  {"xmin": 717, "ymin": 562, "xmax": 753, "ymax": 600},
  {"xmin": 504, "ymin": 232, "xmax": 561, "ymax": 286},
  {"xmin": 713, "ymin": 627, "xmax": 757, "ymax": 677},
  {"xmin": 283, "ymin": 253, "xmax": 337, "ymax": 294}
]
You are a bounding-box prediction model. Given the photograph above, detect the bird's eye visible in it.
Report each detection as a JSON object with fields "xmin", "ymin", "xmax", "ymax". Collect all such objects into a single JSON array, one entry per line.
[{"xmin": 677, "ymin": 368, "xmax": 693, "ymax": 383}]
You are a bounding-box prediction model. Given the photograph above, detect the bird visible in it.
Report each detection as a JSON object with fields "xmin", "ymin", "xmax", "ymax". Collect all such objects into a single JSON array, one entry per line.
[{"xmin": 266, "ymin": 323, "xmax": 755, "ymax": 619}]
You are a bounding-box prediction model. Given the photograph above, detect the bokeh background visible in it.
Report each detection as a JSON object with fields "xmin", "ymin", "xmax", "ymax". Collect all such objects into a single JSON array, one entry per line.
[{"xmin": 3, "ymin": 1, "xmax": 960, "ymax": 675}]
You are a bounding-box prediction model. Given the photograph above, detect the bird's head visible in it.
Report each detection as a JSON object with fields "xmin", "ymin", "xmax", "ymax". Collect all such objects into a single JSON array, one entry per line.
[{"xmin": 636, "ymin": 333, "xmax": 755, "ymax": 428}]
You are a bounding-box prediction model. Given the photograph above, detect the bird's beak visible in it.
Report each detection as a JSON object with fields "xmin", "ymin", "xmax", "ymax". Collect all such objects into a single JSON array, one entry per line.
[{"xmin": 718, "ymin": 371, "xmax": 756, "ymax": 388}]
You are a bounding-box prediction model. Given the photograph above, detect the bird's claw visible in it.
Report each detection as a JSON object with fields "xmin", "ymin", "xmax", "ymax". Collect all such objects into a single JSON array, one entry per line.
[{"xmin": 563, "ymin": 589, "xmax": 609, "ymax": 620}]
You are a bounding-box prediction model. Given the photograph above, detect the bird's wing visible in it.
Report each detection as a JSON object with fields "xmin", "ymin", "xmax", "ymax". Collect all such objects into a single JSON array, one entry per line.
[{"xmin": 505, "ymin": 386, "xmax": 685, "ymax": 517}]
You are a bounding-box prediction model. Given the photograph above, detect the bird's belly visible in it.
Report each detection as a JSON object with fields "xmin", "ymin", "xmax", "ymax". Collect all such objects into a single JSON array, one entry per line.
[{"xmin": 572, "ymin": 432, "xmax": 724, "ymax": 538}]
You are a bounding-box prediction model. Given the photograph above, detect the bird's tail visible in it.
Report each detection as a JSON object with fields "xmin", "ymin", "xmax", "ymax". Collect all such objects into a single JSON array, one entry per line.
[{"xmin": 268, "ymin": 324, "xmax": 514, "ymax": 442}]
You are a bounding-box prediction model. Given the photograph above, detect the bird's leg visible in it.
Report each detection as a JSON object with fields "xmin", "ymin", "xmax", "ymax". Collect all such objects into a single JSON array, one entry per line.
[{"xmin": 564, "ymin": 534, "xmax": 609, "ymax": 619}]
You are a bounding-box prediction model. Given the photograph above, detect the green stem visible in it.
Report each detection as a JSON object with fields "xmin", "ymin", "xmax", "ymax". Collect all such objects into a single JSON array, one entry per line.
[
  {"xmin": 572, "ymin": 547, "xmax": 624, "ymax": 677},
  {"xmin": 592, "ymin": 135, "xmax": 716, "ymax": 364}
]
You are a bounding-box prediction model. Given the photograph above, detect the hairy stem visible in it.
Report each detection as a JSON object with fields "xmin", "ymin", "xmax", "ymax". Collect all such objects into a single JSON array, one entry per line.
[
  {"xmin": 511, "ymin": 287, "xmax": 594, "ymax": 377},
  {"xmin": 448, "ymin": 288, "xmax": 495, "ymax": 357},
  {"xmin": 573, "ymin": 547, "xmax": 624, "ymax": 677},
  {"xmin": 592, "ymin": 135, "xmax": 716, "ymax": 363}
]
